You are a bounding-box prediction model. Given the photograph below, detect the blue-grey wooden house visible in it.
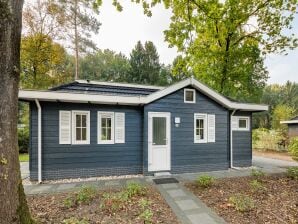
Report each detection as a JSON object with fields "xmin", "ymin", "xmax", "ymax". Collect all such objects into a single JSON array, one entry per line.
[{"xmin": 19, "ymin": 77, "xmax": 268, "ymax": 182}]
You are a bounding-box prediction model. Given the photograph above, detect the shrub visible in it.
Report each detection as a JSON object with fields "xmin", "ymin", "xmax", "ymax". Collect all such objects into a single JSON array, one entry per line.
[
  {"xmin": 251, "ymin": 169, "xmax": 265, "ymax": 179},
  {"xmin": 249, "ymin": 180, "xmax": 266, "ymax": 192},
  {"xmin": 76, "ymin": 185, "xmax": 97, "ymax": 204},
  {"xmin": 139, "ymin": 198, "xmax": 152, "ymax": 209},
  {"xmin": 229, "ymin": 194, "xmax": 255, "ymax": 212},
  {"xmin": 139, "ymin": 209, "xmax": 153, "ymax": 224},
  {"xmin": 289, "ymin": 137, "xmax": 298, "ymax": 161},
  {"xmin": 62, "ymin": 217, "xmax": 89, "ymax": 224},
  {"xmin": 196, "ymin": 175, "xmax": 214, "ymax": 188},
  {"xmin": 63, "ymin": 196, "xmax": 75, "ymax": 208},
  {"xmin": 125, "ymin": 182, "xmax": 146, "ymax": 197},
  {"xmin": 18, "ymin": 127, "xmax": 29, "ymax": 153},
  {"xmin": 252, "ymin": 128, "xmax": 286, "ymax": 152},
  {"xmin": 286, "ymin": 167, "xmax": 298, "ymax": 180},
  {"xmin": 100, "ymin": 192, "xmax": 125, "ymax": 213}
]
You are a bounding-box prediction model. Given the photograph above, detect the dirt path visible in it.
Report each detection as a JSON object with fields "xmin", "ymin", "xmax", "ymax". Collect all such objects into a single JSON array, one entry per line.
[{"xmin": 253, "ymin": 151, "xmax": 294, "ymax": 162}]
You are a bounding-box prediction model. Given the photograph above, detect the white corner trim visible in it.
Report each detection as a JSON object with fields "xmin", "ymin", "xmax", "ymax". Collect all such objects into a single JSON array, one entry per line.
[
  {"xmin": 35, "ymin": 99, "xmax": 42, "ymax": 183},
  {"xmin": 75, "ymin": 79, "xmax": 164, "ymax": 90},
  {"xmin": 184, "ymin": 88, "xmax": 196, "ymax": 103},
  {"xmin": 280, "ymin": 120, "xmax": 298, "ymax": 124}
]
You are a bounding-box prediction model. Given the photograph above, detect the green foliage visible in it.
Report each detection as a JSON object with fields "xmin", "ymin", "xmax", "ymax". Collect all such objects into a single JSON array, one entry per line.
[
  {"xmin": 19, "ymin": 154, "xmax": 29, "ymax": 162},
  {"xmin": 252, "ymin": 128, "xmax": 287, "ymax": 152},
  {"xmin": 196, "ymin": 175, "xmax": 215, "ymax": 188},
  {"xmin": 251, "ymin": 169, "xmax": 265, "ymax": 179},
  {"xmin": 63, "ymin": 196, "xmax": 75, "ymax": 208},
  {"xmin": 272, "ymin": 104, "xmax": 296, "ymax": 131},
  {"xmin": 18, "ymin": 127, "xmax": 29, "ymax": 153},
  {"xmin": 229, "ymin": 194, "xmax": 255, "ymax": 212},
  {"xmin": 62, "ymin": 217, "xmax": 89, "ymax": 224},
  {"xmin": 76, "ymin": 185, "xmax": 97, "ymax": 204},
  {"xmin": 100, "ymin": 183, "xmax": 147, "ymax": 213},
  {"xmin": 20, "ymin": 33, "xmax": 72, "ymax": 89},
  {"xmin": 125, "ymin": 182, "xmax": 147, "ymax": 197},
  {"xmin": 249, "ymin": 180, "xmax": 266, "ymax": 192},
  {"xmin": 289, "ymin": 137, "xmax": 298, "ymax": 161},
  {"xmin": 286, "ymin": 167, "xmax": 298, "ymax": 180},
  {"xmin": 139, "ymin": 209, "xmax": 153, "ymax": 224}
]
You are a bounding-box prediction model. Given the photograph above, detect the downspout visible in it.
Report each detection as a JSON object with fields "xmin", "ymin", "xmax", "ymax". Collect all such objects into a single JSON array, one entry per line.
[
  {"xmin": 35, "ymin": 99, "xmax": 42, "ymax": 183},
  {"xmin": 230, "ymin": 109, "xmax": 237, "ymax": 169}
]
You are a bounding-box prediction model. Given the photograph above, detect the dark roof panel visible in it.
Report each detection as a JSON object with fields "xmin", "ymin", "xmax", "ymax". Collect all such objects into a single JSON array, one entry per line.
[{"xmin": 50, "ymin": 82, "xmax": 160, "ymax": 96}]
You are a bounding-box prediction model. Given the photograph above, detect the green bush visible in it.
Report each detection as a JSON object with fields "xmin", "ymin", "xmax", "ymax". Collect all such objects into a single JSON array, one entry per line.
[
  {"xmin": 139, "ymin": 209, "xmax": 153, "ymax": 224},
  {"xmin": 63, "ymin": 196, "xmax": 75, "ymax": 208},
  {"xmin": 18, "ymin": 127, "xmax": 29, "ymax": 153},
  {"xmin": 249, "ymin": 180, "xmax": 266, "ymax": 192},
  {"xmin": 229, "ymin": 194, "xmax": 255, "ymax": 212},
  {"xmin": 76, "ymin": 185, "xmax": 97, "ymax": 204},
  {"xmin": 252, "ymin": 128, "xmax": 286, "ymax": 152},
  {"xmin": 62, "ymin": 217, "xmax": 89, "ymax": 224},
  {"xmin": 251, "ymin": 169, "xmax": 265, "ymax": 179},
  {"xmin": 125, "ymin": 182, "xmax": 146, "ymax": 197},
  {"xmin": 289, "ymin": 137, "xmax": 298, "ymax": 161},
  {"xmin": 286, "ymin": 167, "xmax": 298, "ymax": 180},
  {"xmin": 196, "ymin": 175, "xmax": 215, "ymax": 188}
]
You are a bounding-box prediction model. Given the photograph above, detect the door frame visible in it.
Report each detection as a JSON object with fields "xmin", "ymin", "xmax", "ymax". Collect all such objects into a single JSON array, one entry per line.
[{"xmin": 148, "ymin": 112, "xmax": 171, "ymax": 172}]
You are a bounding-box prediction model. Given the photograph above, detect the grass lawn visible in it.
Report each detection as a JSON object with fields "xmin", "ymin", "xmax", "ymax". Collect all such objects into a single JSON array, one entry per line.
[
  {"xmin": 27, "ymin": 183, "xmax": 178, "ymax": 224},
  {"xmin": 186, "ymin": 173, "xmax": 298, "ymax": 224},
  {"xmin": 19, "ymin": 153, "xmax": 29, "ymax": 162}
]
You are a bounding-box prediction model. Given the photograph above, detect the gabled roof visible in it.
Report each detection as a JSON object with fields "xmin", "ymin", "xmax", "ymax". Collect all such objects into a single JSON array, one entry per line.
[
  {"xmin": 19, "ymin": 77, "xmax": 268, "ymax": 111},
  {"xmin": 280, "ymin": 116, "xmax": 298, "ymax": 124}
]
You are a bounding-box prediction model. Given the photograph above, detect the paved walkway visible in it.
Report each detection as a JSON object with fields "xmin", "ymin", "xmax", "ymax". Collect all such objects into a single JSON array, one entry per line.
[
  {"xmin": 157, "ymin": 183, "xmax": 226, "ymax": 224},
  {"xmin": 20, "ymin": 162, "xmax": 29, "ymax": 179}
]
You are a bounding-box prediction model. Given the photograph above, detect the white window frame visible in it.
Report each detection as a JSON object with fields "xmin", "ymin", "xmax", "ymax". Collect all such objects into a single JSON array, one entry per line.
[
  {"xmin": 98, "ymin": 111, "xmax": 115, "ymax": 144},
  {"xmin": 194, "ymin": 113, "xmax": 208, "ymax": 143},
  {"xmin": 72, "ymin": 110, "xmax": 90, "ymax": 145},
  {"xmin": 184, "ymin": 88, "xmax": 196, "ymax": 103},
  {"xmin": 237, "ymin": 116, "xmax": 250, "ymax": 131}
]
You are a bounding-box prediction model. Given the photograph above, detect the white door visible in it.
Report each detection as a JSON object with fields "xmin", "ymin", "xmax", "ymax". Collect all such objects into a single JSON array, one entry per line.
[{"xmin": 148, "ymin": 112, "xmax": 171, "ymax": 172}]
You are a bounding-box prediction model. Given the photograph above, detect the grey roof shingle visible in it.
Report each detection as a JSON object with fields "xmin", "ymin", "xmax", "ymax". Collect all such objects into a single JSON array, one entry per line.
[{"xmin": 50, "ymin": 81, "xmax": 161, "ymax": 96}]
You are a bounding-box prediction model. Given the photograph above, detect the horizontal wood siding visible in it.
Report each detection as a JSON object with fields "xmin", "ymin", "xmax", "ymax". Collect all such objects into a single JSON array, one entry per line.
[
  {"xmin": 144, "ymin": 86, "xmax": 230, "ymax": 174},
  {"xmin": 30, "ymin": 102, "xmax": 143, "ymax": 180},
  {"xmin": 232, "ymin": 111, "xmax": 252, "ymax": 167},
  {"xmin": 288, "ymin": 124, "xmax": 298, "ymax": 139}
]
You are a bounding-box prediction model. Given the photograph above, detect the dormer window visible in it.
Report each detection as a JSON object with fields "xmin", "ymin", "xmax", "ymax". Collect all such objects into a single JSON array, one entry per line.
[{"xmin": 184, "ymin": 89, "xmax": 196, "ymax": 103}]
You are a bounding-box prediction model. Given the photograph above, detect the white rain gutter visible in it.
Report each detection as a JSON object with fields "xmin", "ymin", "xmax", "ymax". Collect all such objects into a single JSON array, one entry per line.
[
  {"xmin": 230, "ymin": 109, "xmax": 237, "ymax": 168},
  {"xmin": 35, "ymin": 99, "xmax": 42, "ymax": 183}
]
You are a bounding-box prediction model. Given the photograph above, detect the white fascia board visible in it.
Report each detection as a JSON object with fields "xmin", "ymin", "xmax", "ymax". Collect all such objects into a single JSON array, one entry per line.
[
  {"xmin": 280, "ymin": 120, "xmax": 298, "ymax": 124},
  {"xmin": 75, "ymin": 79, "xmax": 164, "ymax": 90},
  {"xmin": 19, "ymin": 90, "xmax": 146, "ymax": 105},
  {"xmin": 145, "ymin": 77, "xmax": 268, "ymax": 111},
  {"xmin": 144, "ymin": 79, "xmax": 192, "ymax": 104}
]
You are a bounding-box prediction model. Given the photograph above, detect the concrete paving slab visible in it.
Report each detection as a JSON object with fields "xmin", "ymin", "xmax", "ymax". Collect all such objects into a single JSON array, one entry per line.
[
  {"xmin": 176, "ymin": 199, "xmax": 200, "ymax": 211},
  {"xmin": 161, "ymin": 183, "xmax": 179, "ymax": 190},
  {"xmin": 167, "ymin": 189, "xmax": 187, "ymax": 198},
  {"xmin": 187, "ymin": 213, "xmax": 217, "ymax": 224},
  {"xmin": 104, "ymin": 180, "xmax": 120, "ymax": 186},
  {"xmin": 56, "ymin": 183, "xmax": 77, "ymax": 191}
]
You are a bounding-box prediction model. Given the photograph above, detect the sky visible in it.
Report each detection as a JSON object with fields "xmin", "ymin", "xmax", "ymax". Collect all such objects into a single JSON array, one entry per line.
[{"xmin": 95, "ymin": 1, "xmax": 298, "ymax": 85}]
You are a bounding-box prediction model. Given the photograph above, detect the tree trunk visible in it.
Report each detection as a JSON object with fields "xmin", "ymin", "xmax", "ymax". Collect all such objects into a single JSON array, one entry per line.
[
  {"xmin": 0, "ymin": 1, "xmax": 34, "ymax": 223},
  {"xmin": 74, "ymin": 0, "xmax": 79, "ymax": 80}
]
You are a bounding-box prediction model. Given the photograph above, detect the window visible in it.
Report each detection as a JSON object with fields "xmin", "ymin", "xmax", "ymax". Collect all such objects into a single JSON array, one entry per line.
[
  {"xmin": 194, "ymin": 113, "xmax": 207, "ymax": 143},
  {"xmin": 98, "ymin": 112, "xmax": 114, "ymax": 144},
  {"xmin": 231, "ymin": 116, "xmax": 250, "ymax": 131},
  {"xmin": 72, "ymin": 111, "xmax": 90, "ymax": 144},
  {"xmin": 184, "ymin": 89, "xmax": 196, "ymax": 103}
]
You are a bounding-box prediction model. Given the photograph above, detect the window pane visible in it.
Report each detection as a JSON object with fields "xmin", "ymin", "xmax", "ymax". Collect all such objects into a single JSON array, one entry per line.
[
  {"xmin": 76, "ymin": 128, "xmax": 81, "ymax": 141},
  {"xmin": 185, "ymin": 90, "xmax": 194, "ymax": 102},
  {"xmin": 107, "ymin": 118, "xmax": 111, "ymax": 127},
  {"xmin": 102, "ymin": 118, "xmax": 107, "ymax": 127},
  {"xmin": 101, "ymin": 127, "xmax": 107, "ymax": 140},
  {"xmin": 82, "ymin": 128, "xmax": 87, "ymax": 140},
  {"xmin": 76, "ymin": 114, "xmax": 81, "ymax": 127},
  {"xmin": 153, "ymin": 117, "xmax": 166, "ymax": 145},
  {"xmin": 195, "ymin": 118, "xmax": 205, "ymax": 140},
  {"xmin": 239, "ymin": 119, "xmax": 247, "ymax": 128},
  {"xmin": 82, "ymin": 115, "xmax": 86, "ymax": 127},
  {"xmin": 106, "ymin": 127, "xmax": 111, "ymax": 140}
]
